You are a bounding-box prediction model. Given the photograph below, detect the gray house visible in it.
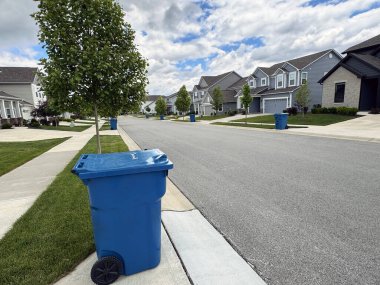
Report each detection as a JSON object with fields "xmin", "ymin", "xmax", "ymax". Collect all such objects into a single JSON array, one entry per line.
[
  {"xmin": 0, "ymin": 67, "xmax": 43, "ymax": 119},
  {"xmin": 235, "ymin": 49, "xmax": 342, "ymax": 113},
  {"xmin": 319, "ymin": 34, "xmax": 380, "ymax": 111},
  {"xmin": 192, "ymin": 71, "xmax": 242, "ymax": 115}
]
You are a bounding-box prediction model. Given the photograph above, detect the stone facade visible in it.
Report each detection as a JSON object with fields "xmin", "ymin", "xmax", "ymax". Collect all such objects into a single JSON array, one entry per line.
[{"xmin": 322, "ymin": 66, "xmax": 361, "ymax": 108}]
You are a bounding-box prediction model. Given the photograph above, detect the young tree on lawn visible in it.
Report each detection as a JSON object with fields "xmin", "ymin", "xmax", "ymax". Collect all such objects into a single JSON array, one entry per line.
[
  {"xmin": 175, "ymin": 85, "xmax": 191, "ymax": 121},
  {"xmin": 211, "ymin": 86, "xmax": 223, "ymax": 115},
  {"xmin": 295, "ymin": 81, "xmax": 310, "ymax": 117},
  {"xmin": 32, "ymin": 0, "xmax": 148, "ymax": 153},
  {"xmin": 240, "ymin": 84, "xmax": 252, "ymax": 124},
  {"xmin": 155, "ymin": 96, "xmax": 167, "ymax": 116}
]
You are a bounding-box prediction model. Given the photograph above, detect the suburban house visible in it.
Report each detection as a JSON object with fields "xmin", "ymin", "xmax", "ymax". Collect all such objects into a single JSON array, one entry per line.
[
  {"xmin": 235, "ymin": 49, "xmax": 342, "ymax": 113},
  {"xmin": 192, "ymin": 71, "xmax": 243, "ymax": 115},
  {"xmin": 166, "ymin": 92, "xmax": 178, "ymax": 114},
  {"xmin": 0, "ymin": 67, "xmax": 44, "ymax": 119},
  {"xmin": 0, "ymin": 91, "xmax": 30, "ymax": 126},
  {"xmin": 141, "ymin": 95, "xmax": 162, "ymax": 114},
  {"xmin": 319, "ymin": 34, "xmax": 380, "ymax": 111}
]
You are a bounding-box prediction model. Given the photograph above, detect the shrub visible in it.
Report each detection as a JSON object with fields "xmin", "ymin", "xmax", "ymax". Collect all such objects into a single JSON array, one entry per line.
[
  {"xmin": 227, "ymin": 110, "xmax": 237, "ymax": 116},
  {"xmin": 369, "ymin": 108, "xmax": 380, "ymax": 114},
  {"xmin": 1, "ymin": 123, "xmax": 12, "ymax": 129},
  {"xmin": 336, "ymin": 107, "xmax": 358, "ymax": 116},
  {"xmin": 285, "ymin": 107, "xmax": 298, "ymax": 116},
  {"xmin": 327, "ymin": 107, "xmax": 337, "ymax": 114},
  {"xmin": 28, "ymin": 119, "xmax": 41, "ymax": 128},
  {"xmin": 40, "ymin": 118, "xmax": 51, "ymax": 126}
]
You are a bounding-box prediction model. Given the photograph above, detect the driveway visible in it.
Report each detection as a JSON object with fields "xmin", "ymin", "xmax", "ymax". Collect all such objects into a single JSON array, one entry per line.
[
  {"xmin": 287, "ymin": 114, "xmax": 380, "ymax": 141},
  {"xmin": 121, "ymin": 117, "xmax": 380, "ymax": 285}
]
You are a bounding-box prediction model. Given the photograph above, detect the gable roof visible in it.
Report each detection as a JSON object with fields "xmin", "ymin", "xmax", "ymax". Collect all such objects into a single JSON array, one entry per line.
[
  {"xmin": 343, "ymin": 34, "xmax": 380, "ymax": 54},
  {"xmin": 351, "ymin": 53, "xmax": 380, "ymax": 71},
  {"xmin": 228, "ymin": 77, "xmax": 248, "ymax": 90},
  {"xmin": 0, "ymin": 90, "xmax": 21, "ymax": 100},
  {"xmin": 145, "ymin": 95, "xmax": 162, "ymax": 102},
  {"xmin": 202, "ymin": 71, "xmax": 232, "ymax": 86},
  {"xmin": 256, "ymin": 50, "xmax": 339, "ymax": 77},
  {"xmin": 318, "ymin": 52, "xmax": 380, "ymax": 83},
  {"xmin": 0, "ymin": 67, "xmax": 38, "ymax": 83},
  {"xmin": 260, "ymin": 86, "xmax": 300, "ymax": 96}
]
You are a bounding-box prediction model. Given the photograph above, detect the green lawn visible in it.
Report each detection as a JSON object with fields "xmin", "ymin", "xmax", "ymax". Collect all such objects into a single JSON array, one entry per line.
[
  {"xmin": 0, "ymin": 135, "xmax": 128, "ymax": 285},
  {"xmin": 232, "ymin": 114, "xmax": 359, "ymax": 126},
  {"xmin": 212, "ymin": 122, "xmax": 307, "ymax": 129},
  {"xmin": 198, "ymin": 114, "xmax": 229, "ymax": 121},
  {"xmin": 39, "ymin": 125, "xmax": 91, "ymax": 132},
  {"xmin": 0, "ymin": 138, "xmax": 69, "ymax": 176},
  {"xmin": 99, "ymin": 123, "xmax": 110, "ymax": 131}
]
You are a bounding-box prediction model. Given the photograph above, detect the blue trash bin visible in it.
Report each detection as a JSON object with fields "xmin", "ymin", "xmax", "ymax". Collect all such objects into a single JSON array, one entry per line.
[
  {"xmin": 110, "ymin": 118, "xmax": 117, "ymax": 130},
  {"xmin": 189, "ymin": 114, "xmax": 196, "ymax": 122},
  {"xmin": 72, "ymin": 149, "xmax": 173, "ymax": 284},
  {"xmin": 160, "ymin": 115, "xmax": 164, "ymax": 120},
  {"xmin": 274, "ymin": 113, "xmax": 288, "ymax": 130}
]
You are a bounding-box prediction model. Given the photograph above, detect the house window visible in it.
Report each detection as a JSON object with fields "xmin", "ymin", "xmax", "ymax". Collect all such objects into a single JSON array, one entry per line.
[
  {"xmin": 249, "ymin": 79, "xmax": 256, "ymax": 88},
  {"xmin": 288, "ymin": 72, "xmax": 296, "ymax": 86},
  {"xmin": 334, "ymin": 82, "xmax": 345, "ymax": 103},
  {"xmin": 4, "ymin": 101, "xmax": 11, "ymax": 118},
  {"xmin": 194, "ymin": 92, "xmax": 197, "ymax": 97},
  {"xmin": 301, "ymin": 72, "xmax": 308, "ymax": 84},
  {"xmin": 261, "ymin": 78, "xmax": 267, "ymax": 86},
  {"xmin": 218, "ymin": 104, "xmax": 223, "ymax": 112},
  {"xmin": 277, "ymin": 74, "xmax": 284, "ymax": 88}
]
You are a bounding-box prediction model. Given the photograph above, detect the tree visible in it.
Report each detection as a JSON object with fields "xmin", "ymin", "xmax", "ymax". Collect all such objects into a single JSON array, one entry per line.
[
  {"xmin": 240, "ymin": 84, "xmax": 252, "ymax": 124},
  {"xmin": 295, "ymin": 81, "xmax": 310, "ymax": 117},
  {"xmin": 31, "ymin": 100, "xmax": 61, "ymax": 126},
  {"xmin": 175, "ymin": 85, "xmax": 191, "ymax": 121},
  {"xmin": 32, "ymin": 0, "xmax": 148, "ymax": 153},
  {"xmin": 211, "ymin": 86, "xmax": 223, "ymax": 115},
  {"xmin": 155, "ymin": 96, "xmax": 167, "ymax": 116}
]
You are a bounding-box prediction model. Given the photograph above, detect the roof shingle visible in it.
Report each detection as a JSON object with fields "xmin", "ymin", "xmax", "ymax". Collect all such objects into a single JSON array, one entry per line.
[
  {"xmin": 0, "ymin": 67, "xmax": 37, "ymax": 83},
  {"xmin": 343, "ymin": 34, "xmax": 380, "ymax": 54}
]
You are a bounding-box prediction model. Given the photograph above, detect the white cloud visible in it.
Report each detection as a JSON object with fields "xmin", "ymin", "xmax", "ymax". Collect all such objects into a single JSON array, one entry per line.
[{"xmin": 0, "ymin": 0, "xmax": 380, "ymax": 95}]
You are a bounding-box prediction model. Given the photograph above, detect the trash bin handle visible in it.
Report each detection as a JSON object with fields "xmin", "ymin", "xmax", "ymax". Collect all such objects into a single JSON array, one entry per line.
[{"xmin": 153, "ymin": 153, "xmax": 167, "ymax": 163}]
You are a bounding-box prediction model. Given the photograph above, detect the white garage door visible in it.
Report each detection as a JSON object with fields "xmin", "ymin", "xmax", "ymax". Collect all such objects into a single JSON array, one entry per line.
[{"xmin": 263, "ymin": 98, "xmax": 288, "ymax": 113}]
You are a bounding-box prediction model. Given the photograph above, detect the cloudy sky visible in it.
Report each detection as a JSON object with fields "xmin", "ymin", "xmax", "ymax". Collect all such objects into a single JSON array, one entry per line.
[{"xmin": 1, "ymin": 0, "xmax": 380, "ymax": 95}]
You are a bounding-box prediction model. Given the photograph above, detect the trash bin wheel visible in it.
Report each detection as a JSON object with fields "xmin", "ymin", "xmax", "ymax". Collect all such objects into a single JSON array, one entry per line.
[{"xmin": 91, "ymin": 256, "xmax": 123, "ymax": 285}]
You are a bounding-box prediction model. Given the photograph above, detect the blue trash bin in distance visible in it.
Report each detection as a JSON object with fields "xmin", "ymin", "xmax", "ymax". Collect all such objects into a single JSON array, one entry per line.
[
  {"xmin": 160, "ymin": 115, "xmax": 164, "ymax": 120},
  {"xmin": 110, "ymin": 118, "xmax": 117, "ymax": 130},
  {"xmin": 72, "ymin": 149, "xmax": 173, "ymax": 285},
  {"xmin": 274, "ymin": 113, "xmax": 288, "ymax": 130},
  {"xmin": 189, "ymin": 114, "xmax": 196, "ymax": 122}
]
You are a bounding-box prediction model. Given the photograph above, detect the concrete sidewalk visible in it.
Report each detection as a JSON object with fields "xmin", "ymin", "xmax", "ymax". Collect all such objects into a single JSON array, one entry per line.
[
  {"xmin": 54, "ymin": 118, "xmax": 266, "ymax": 285},
  {"xmin": 0, "ymin": 124, "xmax": 101, "ymax": 238},
  {"xmin": 285, "ymin": 114, "xmax": 380, "ymax": 142}
]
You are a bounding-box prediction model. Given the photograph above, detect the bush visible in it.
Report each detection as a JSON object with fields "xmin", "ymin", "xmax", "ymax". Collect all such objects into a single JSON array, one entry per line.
[
  {"xmin": 40, "ymin": 118, "xmax": 51, "ymax": 126},
  {"xmin": 28, "ymin": 119, "xmax": 41, "ymax": 128},
  {"xmin": 369, "ymin": 108, "xmax": 380, "ymax": 114},
  {"xmin": 227, "ymin": 110, "xmax": 237, "ymax": 116},
  {"xmin": 1, "ymin": 123, "xmax": 12, "ymax": 129},
  {"xmin": 285, "ymin": 107, "xmax": 298, "ymax": 116},
  {"xmin": 311, "ymin": 106, "xmax": 357, "ymax": 116},
  {"xmin": 327, "ymin": 107, "xmax": 337, "ymax": 114},
  {"xmin": 336, "ymin": 107, "xmax": 358, "ymax": 116}
]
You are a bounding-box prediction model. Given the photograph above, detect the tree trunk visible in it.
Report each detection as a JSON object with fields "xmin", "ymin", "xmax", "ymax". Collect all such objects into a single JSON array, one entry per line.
[
  {"xmin": 245, "ymin": 108, "xmax": 248, "ymax": 124},
  {"xmin": 94, "ymin": 105, "xmax": 102, "ymax": 154},
  {"xmin": 183, "ymin": 112, "xmax": 184, "ymax": 121}
]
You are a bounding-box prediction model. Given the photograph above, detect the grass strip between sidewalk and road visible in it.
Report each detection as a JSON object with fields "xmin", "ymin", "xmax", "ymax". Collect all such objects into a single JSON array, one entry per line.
[
  {"xmin": 39, "ymin": 125, "xmax": 92, "ymax": 132},
  {"xmin": 0, "ymin": 138, "xmax": 69, "ymax": 177},
  {"xmin": 212, "ymin": 122, "xmax": 307, "ymax": 129},
  {"xmin": 231, "ymin": 114, "xmax": 359, "ymax": 126},
  {"xmin": 198, "ymin": 114, "xmax": 229, "ymax": 121},
  {"xmin": 0, "ymin": 135, "xmax": 128, "ymax": 285},
  {"xmin": 99, "ymin": 123, "xmax": 110, "ymax": 131}
]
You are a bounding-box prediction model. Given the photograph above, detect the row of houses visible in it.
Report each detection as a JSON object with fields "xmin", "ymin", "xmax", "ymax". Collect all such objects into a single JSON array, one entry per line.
[
  {"xmin": 147, "ymin": 34, "xmax": 379, "ymax": 115},
  {"xmin": 0, "ymin": 67, "xmax": 44, "ymax": 124}
]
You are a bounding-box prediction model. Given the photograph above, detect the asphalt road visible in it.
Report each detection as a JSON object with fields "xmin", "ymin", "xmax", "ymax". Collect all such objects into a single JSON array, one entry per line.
[{"xmin": 121, "ymin": 117, "xmax": 380, "ymax": 285}]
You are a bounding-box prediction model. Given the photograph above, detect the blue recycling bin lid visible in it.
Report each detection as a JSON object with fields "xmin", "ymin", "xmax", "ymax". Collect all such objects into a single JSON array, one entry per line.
[{"xmin": 72, "ymin": 149, "xmax": 173, "ymax": 180}]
